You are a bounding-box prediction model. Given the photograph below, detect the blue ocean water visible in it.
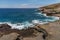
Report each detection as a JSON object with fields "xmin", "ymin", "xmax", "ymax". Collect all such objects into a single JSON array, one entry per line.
[
  {"xmin": 0, "ymin": 8, "xmax": 37, "ymax": 22},
  {"xmin": 0, "ymin": 8, "xmax": 59, "ymax": 29}
]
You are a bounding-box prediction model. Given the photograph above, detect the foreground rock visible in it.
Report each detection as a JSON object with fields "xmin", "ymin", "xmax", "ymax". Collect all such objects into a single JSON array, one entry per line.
[
  {"xmin": 23, "ymin": 33, "xmax": 43, "ymax": 40},
  {"xmin": 0, "ymin": 21, "xmax": 60, "ymax": 40},
  {"xmin": 0, "ymin": 33, "xmax": 19, "ymax": 40},
  {"xmin": 0, "ymin": 24, "xmax": 48, "ymax": 40},
  {"xmin": 39, "ymin": 20, "xmax": 60, "ymax": 40}
]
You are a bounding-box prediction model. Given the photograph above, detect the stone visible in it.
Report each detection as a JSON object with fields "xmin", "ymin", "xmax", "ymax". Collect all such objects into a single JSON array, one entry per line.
[
  {"xmin": 0, "ymin": 33, "xmax": 19, "ymax": 40},
  {"xmin": 0, "ymin": 24, "xmax": 11, "ymax": 29},
  {"xmin": 39, "ymin": 3, "xmax": 60, "ymax": 17}
]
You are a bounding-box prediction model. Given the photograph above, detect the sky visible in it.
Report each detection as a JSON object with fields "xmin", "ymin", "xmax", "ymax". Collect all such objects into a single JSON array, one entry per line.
[{"xmin": 0, "ymin": 0, "xmax": 60, "ymax": 8}]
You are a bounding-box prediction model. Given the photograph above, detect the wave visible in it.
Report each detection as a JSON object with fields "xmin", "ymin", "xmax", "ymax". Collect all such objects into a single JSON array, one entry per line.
[
  {"xmin": 37, "ymin": 12, "xmax": 59, "ymax": 20},
  {"xmin": 37, "ymin": 12, "xmax": 47, "ymax": 16},
  {"xmin": 0, "ymin": 17, "xmax": 59, "ymax": 30},
  {"xmin": 0, "ymin": 20, "xmax": 48, "ymax": 30},
  {"xmin": 0, "ymin": 12, "xmax": 59, "ymax": 30},
  {"xmin": 32, "ymin": 20, "xmax": 48, "ymax": 24},
  {"xmin": 0, "ymin": 22, "xmax": 35, "ymax": 30}
]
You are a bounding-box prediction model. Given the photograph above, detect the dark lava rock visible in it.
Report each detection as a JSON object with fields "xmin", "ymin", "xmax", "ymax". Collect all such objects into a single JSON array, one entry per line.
[
  {"xmin": 0, "ymin": 24, "xmax": 49, "ymax": 40},
  {"xmin": 0, "ymin": 33, "xmax": 19, "ymax": 40},
  {"xmin": 0, "ymin": 24, "xmax": 11, "ymax": 33},
  {"xmin": 0, "ymin": 24, "xmax": 11, "ymax": 29}
]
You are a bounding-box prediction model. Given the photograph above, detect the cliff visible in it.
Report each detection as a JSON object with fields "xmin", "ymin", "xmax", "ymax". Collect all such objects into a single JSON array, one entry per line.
[{"xmin": 39, "ymin": 3, "xmax": 60, "ymax": 17}]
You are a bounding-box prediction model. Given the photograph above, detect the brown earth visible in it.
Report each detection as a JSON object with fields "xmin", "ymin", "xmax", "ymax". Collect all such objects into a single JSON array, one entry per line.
[
  {"xmin": 0, "ymin": 20, "xmax": 60, "ymax": 40},
  {"xmin": 38, "ymin": 3, "xmax": 60, "ymax": 17},
  {"xmin": 0, "ymin": 24, "xmax": 48, "ymax": 40}
]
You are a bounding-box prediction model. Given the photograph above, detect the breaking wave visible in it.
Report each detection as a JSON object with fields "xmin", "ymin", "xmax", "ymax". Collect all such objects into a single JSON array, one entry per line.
[{"xmin": 0, "ymin": 12, "xmax": 59, "ymax": 30}]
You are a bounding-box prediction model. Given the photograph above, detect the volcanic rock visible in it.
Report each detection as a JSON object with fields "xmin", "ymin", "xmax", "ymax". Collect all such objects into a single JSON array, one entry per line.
[
  {"xmin": 0, "ymin": 24, "xmax": 49, "ymax": 40},
  {"xmin": 39, "ymin": 3, "xmax": 60, "ymax": 17},
  {"xmin": 0, "ymin": 33, "xmax": 19, "ymax": 40}
]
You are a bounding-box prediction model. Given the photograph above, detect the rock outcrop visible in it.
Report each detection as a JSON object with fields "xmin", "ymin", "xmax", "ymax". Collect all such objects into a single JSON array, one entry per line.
[
  {"xmin": 0, "ymin": 33, "xmax": 19, "ymax": 40},
  {"xmin": 0, "ymin": 21, "xmax": 60, "ymax": 40},
  {"xmin": 38, "ymin": 3, "xmax": 60, "ymax": 17},
  {"xmin": 0, "ymin": 24, "xmax": 48, "ymax": 40}
]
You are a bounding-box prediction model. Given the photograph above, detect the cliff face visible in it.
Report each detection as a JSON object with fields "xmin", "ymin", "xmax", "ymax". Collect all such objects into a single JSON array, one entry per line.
[{"xmin": 39, "ymin": 3, "xmax": 60, "ymax": 17}]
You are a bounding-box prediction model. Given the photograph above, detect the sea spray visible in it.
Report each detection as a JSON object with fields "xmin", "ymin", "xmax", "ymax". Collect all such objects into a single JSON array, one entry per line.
[
  {"xmin": 0, "ymin": 8, "xmax": 59, "ymax": 30},
  {"xmin": 37, "ymin": 12, "xmax": 47, "ymax": 16},
  {"xmin": 32, "ymin": 20, "xmax": 48, "ymax": 24},
  {"xmin": 0, "ymin": 14, "xmax": 59, "ymax": 30},
  {"xmin": 0, "ymin": 22, "xmax": 35, "ymax": 30},
  {"xmin": 37, "ymin": 12, "xmax": 59, "ymax": 21}
]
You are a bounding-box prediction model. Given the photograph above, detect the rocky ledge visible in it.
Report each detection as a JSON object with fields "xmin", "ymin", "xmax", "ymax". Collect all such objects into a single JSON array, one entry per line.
[
  {"xmin": 0, "ymin": 24, "xmax": 49, "ymax": 40},
  {"xmin": 0, "ymin": 20, "xmax": 60, "ymax": 40},
  {"xmin": 38, "ymin": 3, "xmax": 60, "ymax": 17}
]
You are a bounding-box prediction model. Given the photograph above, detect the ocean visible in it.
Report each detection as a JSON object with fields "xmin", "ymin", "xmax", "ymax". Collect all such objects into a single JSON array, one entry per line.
[{"xmin": 0, "ymin": 8, "xmax": 59, "ymax": 30}]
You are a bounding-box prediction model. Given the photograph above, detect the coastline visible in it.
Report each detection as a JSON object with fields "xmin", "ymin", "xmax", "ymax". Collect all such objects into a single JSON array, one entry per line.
[
  {"xmin": 0, "ymin": 19, "xmax": 60, "ymax": 40},
  {"xmin": 0, "ymin": 3, "xmax": 60, "ymax": 40},
  {"xmin": 0, "ymin": 13, "xmax": 60, "ymax": 40}
]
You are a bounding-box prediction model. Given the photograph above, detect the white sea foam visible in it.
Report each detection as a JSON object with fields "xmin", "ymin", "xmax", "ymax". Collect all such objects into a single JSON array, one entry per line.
[
  {"xmin": 52, "ymin": 16, "xmax": 59, "ymax": 20},
  {"xmin": 0, "ymin": 20, "xmax": 47, "ymax": 30},
  {"xmin": 0, "ymin": 20, "xmax": 48, "ymax": 30},
  {"xmin": 36, "ymin": 12, "xmax": 60, "ymax": 23},
  {"xmin": 0, "ymin": 16, "xmax": 59, "ymax": 30},
  {"xmin": 0, "ymin": 12, "xmax": 59, "ymax": 30},
  {"xmin": 37, "ymin": 13, "xmax": 47, "ymax": 16},
  {"xmin": 32, "ymin": 20, "xmax": 39, "ymax": 24},
  {"xmin": 32, "ymin": 20, "xmax": 49, "ymax": 24},
  {"xmin": 32, "ymin": 20, "xmax": 48, "ymax": 24},
  {"xmin": 37, "ymin": 12, "xmax": 59, "ymax": 20},
  {"xmin": 0, "ymin": 22, "xmax": 35, "ymax": 30}
]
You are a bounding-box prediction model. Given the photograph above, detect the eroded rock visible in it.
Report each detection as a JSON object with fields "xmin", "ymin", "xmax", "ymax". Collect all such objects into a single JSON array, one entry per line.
[
  {"xmin": 39, "ymin": 3, "xmax": 60, "ymax": 17},
  {"xmin": 0, "ymin": 33, "xmax": 19, "ymax": 40},
  {"xmin": 0, "ymin": 24, "xmax": 49, "ymax": 40}
]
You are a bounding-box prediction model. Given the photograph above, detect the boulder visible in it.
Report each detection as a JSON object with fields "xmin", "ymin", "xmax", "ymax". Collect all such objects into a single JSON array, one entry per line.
[
  {"xmin": 0, "ymin": 33, "xmax": 19, "ymax": 40},
  {"xmin": 0, "ymin": 24, "xmax": 49, "ymax": 40},
  {"xmin": 0, "ymin": 24, "xmax": 11, "ymax": 29}
]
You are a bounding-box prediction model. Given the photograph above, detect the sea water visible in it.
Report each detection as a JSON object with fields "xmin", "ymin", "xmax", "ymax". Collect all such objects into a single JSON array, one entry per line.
[{"xmin": 0, "ymin": 8, "xmax": 59, "ymax": 30}]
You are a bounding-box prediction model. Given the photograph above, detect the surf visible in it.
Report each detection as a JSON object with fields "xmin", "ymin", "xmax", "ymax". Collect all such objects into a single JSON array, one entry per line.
[{"xmin": 0, "ymin": 8, "xmax": 59, "ymax": 30}]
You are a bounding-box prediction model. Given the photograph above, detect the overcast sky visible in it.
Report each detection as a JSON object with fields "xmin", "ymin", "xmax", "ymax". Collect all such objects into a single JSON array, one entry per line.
[{"xmin": 0, "ymin": 0, "xmax": 60, "ymax": 8}]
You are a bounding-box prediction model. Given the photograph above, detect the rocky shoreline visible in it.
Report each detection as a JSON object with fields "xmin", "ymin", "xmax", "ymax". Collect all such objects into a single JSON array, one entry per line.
[
  {"xmin": 0, "ymin": 3, "xmax": 60, "ymax": 40},
  {"xmin": 0, "ymin": 20, "xmax": 60, "ymax": 40},
  {"xmin": 38, "ymin": 3, "xmax": 60, "ymax": 17},
  {"xmin": 0, "ymin": 24, "xmax": 49, "ymax": 40}
]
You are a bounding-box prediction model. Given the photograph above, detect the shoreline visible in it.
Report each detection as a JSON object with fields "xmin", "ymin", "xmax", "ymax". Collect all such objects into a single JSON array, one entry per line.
[
  {"xmin": 0, "ymin": 6, "xmax": 60, "ymax": 40},
  {"xmin": 0, "ymin": 19, "xmax": 60, "ymax": 40},
  {"xmin": 0, "ymin": 15, "xmax": 59, "ymax": 30}
]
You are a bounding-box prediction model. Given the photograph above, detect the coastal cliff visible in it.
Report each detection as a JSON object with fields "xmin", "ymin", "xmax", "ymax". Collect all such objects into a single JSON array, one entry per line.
[{"xmin": 39, "ymin": 3, "xmax": 60, "ymax": 17}]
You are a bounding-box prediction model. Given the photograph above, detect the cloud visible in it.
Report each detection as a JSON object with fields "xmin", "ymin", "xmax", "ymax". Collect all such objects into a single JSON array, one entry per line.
[
  {"xmin": 18, "ymin": 4, "xmax": 41, "ymax": 8},
  {"xmin": 15, "ymin": 4, "xmax": 38, "ymax": 8},
  {"xmin": 20, "ymin": 4, "xmax": 28, "ymax": 6},
  {"xmin": 0, "ymin": 0, "xmax": 60, "ymax": 8},
  {"xmin": 0, "ymin": 4, "xmax": 39, "ymax": 8},
  {"xmin": 29, "ymin": 0, "xmax": 38, "ymax": 2}
]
